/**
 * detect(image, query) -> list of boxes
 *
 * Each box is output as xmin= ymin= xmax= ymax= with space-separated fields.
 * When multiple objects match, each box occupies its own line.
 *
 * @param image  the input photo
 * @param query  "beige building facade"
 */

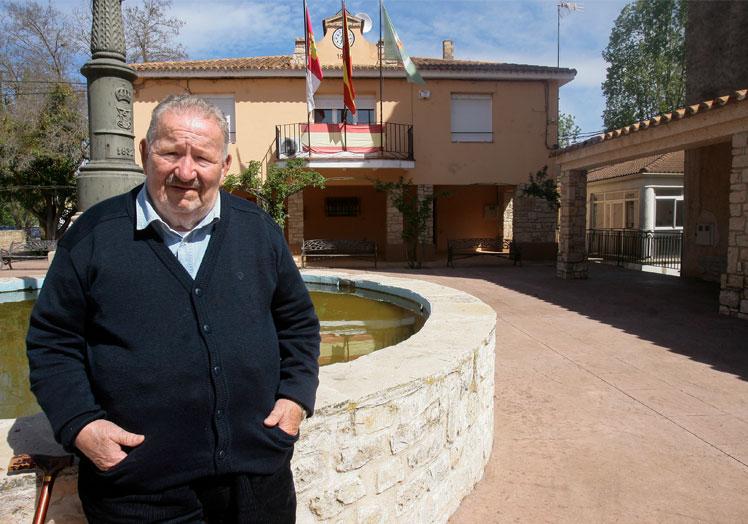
xmin=132 ymin=10 xmax=575 ymax=260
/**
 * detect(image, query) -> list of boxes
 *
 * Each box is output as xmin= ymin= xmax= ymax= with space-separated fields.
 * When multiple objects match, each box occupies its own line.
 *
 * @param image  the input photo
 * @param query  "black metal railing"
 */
xmin=586 ymin=229 xmax=683 ymax=270
xmin=275 ymin=122 xmax=413 ymax=161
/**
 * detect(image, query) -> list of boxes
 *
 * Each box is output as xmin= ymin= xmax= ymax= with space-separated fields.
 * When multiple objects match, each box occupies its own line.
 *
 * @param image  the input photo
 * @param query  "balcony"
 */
xmin=275 ymin=122 xmax=414 ymax=169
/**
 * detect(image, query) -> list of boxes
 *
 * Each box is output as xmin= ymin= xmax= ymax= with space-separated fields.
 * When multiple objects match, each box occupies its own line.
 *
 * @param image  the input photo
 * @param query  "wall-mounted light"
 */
xmin=418 ymin=89 xmax=431 ymax=100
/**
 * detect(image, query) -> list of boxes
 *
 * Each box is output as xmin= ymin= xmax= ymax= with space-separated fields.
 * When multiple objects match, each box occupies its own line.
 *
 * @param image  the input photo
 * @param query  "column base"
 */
xmin=556 ymin=260 xmax=588 ymax=280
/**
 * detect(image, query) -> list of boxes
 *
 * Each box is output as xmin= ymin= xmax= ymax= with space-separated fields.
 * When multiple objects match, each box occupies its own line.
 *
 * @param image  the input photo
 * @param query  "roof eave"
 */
xmin=134 ymin=68 xmax=576 ymax=83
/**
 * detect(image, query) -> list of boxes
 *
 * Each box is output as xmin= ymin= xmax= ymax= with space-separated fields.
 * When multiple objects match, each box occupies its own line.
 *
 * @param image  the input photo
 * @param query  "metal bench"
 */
xmin=447 ymin=238 xmax=521 ymax=268
xmin=301 ymin=239 xmax=377 ymax=269
xmin=1 ymin=240 xmax=57 ymax=270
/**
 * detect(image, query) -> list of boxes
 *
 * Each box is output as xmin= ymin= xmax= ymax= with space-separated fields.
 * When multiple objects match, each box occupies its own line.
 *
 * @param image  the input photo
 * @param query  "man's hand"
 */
xmin=263 ymin=399 xmax=305 ymax=437
xmin=74 ymin=419 xmax=145 ymax=471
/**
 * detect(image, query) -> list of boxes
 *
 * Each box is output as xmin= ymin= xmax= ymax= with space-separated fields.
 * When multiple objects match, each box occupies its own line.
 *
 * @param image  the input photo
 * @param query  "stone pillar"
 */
xmin=77 ymin=0 xmax=144 ymax=211
xmin=286 ymin=191 xmax=304 ymax=252
xmin=719 ymin=132 xmax=748 ymax=318
xmin=386 ymin=191 xmax=403 ymax=245
xmin=557 ymin=169 xmax=588 ymax=279
xmin=641 ymin=186 xmax=656 ymax=231
xmin=417 ymin=184 xmax=434 ymax=244
xmin=501 ymin=187 xmax=514 ymax=241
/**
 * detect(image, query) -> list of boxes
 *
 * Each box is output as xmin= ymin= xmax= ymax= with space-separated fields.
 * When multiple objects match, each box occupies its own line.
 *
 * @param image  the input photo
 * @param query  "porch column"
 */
xmin=720 ymin=131 xmax=748 ymax=318
xmin=417 ymin=184 xmax=434 ymax=244
xmin=501 ymin=187 xmax=514 ymax=241
xmin=641 ymin=186 xmax=656 ymax=231
xmin=557 ymin=169 xmax=588 ymax=279
xmin=386 ymin=191 xmax=404 ymax=246
xmin=286 ymin=191 xmax=304 ymax=252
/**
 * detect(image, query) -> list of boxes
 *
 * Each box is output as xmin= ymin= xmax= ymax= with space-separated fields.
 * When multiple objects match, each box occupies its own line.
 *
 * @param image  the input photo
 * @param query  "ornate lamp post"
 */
xmin=78 ymin=0 xmax=144 ymax=212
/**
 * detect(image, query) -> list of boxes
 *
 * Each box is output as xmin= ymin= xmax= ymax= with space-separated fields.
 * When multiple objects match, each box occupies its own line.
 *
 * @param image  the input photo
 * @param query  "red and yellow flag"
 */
xmin=305 ymin=1 xmax=323 ymax=113
xmin=341 ymin=1 xmax=356 ymax=115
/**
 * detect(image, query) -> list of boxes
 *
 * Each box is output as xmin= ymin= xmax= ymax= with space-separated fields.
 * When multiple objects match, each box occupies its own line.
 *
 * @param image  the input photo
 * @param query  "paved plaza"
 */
xmin=340 ymin=260 xmax=748 ymax=523
xmin=3 ymin=258 xmax=748 ymax=522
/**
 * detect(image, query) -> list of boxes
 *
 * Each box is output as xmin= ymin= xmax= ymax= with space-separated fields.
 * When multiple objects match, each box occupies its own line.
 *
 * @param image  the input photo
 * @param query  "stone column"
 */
xmin=557 ymin=169 xmax=588 ymax=279
xmin=641 ymin=186 xmax=656 ymax=231
xmin=386 ymin=191 xmax=403 ymax=246
xmin=286 ymin=191 xmax=304 ymax=252
xmin=77 ymin=0 xmax=144 ymax=211
xmin=417 ymin=184 xmax=434 ymax=244
xmin=501 ymin=187 xmax=514 ymax=241
xmin=719 ymin=131 xmax=748 ymax=318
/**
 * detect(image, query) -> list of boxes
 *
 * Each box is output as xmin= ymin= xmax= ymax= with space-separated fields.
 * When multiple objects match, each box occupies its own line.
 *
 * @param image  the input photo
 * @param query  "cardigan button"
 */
xmin=203 ymin=324 xmax=211 ymax=333
xmin=217 ymin=449 xmax=226 ymax=460
xmin=194 ymin=287 xmax=202 ymax=296
xmin=216 ymin=409 xmax=224 ymax=418
xmin=213 ymin=366 xmax=221 ymax=375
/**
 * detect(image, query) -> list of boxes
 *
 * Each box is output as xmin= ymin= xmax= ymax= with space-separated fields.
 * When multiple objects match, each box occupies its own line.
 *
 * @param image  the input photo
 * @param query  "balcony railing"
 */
xmin=275 ymin=122 xmax=413 ymax=161
xmin=587 ymin=229 xmax=683 ymax=270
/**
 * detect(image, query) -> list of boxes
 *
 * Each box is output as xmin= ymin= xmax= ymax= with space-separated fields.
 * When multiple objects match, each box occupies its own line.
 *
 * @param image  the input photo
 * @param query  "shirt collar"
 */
xmin=136 ymin=184 xmax=221 ymax=236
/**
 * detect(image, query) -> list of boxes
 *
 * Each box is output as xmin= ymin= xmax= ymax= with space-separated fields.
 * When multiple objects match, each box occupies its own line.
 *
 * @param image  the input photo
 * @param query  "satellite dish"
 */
xmin=356 ymin=12 xmax=373 ymax=33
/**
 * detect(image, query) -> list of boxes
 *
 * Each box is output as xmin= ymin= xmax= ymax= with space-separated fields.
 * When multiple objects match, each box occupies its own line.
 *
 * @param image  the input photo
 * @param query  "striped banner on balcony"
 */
xmin=301 ymin=123 xmax=383 ymax=154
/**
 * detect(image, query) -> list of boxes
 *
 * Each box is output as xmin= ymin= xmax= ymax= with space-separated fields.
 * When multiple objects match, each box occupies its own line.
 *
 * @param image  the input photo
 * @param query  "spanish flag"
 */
xmin=305 ymin=1 xmax=323 ymax=113
xmin=341 ymin=1 xmax=356 ymax=115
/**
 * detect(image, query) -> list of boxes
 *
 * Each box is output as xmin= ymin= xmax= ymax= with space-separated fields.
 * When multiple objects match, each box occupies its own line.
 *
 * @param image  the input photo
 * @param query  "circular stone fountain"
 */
xmin=1 ymin=271 xmax=496 ymax=523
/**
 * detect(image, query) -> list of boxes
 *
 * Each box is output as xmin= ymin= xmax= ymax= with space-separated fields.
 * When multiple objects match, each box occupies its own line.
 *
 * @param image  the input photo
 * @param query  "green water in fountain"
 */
xmin=0 ymin=286 xmax=425 ymax=419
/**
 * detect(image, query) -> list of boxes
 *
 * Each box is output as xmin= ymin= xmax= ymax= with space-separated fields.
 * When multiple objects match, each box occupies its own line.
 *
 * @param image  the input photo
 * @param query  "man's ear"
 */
xmin=139 ymin=139 xmax=148 ymax=166
xmin=221 ymin=154 xmax=233 ymax=182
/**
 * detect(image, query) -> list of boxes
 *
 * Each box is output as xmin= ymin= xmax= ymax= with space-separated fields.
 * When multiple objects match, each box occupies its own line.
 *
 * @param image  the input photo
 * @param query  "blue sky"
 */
xmin=65 ymin=0 xmax=630 ymax=135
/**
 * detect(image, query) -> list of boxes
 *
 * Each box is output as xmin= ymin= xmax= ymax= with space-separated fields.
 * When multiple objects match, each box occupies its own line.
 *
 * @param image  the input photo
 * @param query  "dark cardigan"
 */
xmin=27 ymin=187 xmax=320 ymax=492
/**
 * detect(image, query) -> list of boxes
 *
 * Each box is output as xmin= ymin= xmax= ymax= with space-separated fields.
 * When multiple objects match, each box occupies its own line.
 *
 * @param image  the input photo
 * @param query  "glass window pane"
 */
xmin=612 ymin=202 xmax=624 ymax=228
xmin=656 ymin=199 xmax=675 ymax=227
xmin=675 ymin=200 xmax=684 ymax=227
xmin=314 ymin=109 xmax=335 ymax=123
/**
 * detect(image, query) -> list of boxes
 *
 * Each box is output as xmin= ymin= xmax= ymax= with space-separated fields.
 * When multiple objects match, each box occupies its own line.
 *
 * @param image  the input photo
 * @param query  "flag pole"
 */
xmin=304 ymin=0 xmax=312 ymax=158
xmin=379 ymin=0 xmax=384 ymax=158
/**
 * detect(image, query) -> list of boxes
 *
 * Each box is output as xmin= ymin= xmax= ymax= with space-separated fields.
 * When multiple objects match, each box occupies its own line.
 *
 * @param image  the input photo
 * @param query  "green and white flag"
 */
xmin=382 ymin=2 xmax=425 ymax=85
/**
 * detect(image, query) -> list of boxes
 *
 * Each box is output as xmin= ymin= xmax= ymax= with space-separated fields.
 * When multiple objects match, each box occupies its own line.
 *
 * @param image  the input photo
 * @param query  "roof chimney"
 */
xmin=292 ymin=37 xmax=305 ymax=66
xmin=443 ymin=40 xmax=454 ymax=60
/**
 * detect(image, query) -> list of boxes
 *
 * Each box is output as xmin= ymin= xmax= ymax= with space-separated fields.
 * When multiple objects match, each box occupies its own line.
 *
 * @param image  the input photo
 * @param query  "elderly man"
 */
xmin=27 ymin=95 xmax=320 ymax=523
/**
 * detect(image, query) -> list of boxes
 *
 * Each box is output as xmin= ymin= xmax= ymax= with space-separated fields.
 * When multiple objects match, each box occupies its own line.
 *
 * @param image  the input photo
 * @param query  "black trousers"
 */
xmin=78 ymin=461 xmax=296 ymax=524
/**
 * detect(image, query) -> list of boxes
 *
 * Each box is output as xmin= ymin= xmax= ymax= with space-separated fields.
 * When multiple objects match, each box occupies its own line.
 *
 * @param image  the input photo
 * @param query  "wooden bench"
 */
xmin=301 ymin=239 xmax=377 ymax=269
xmin=1 ymin=240 xmax=57 ymax=270
xmin=447 ymin=238 xmax=521 ymax=268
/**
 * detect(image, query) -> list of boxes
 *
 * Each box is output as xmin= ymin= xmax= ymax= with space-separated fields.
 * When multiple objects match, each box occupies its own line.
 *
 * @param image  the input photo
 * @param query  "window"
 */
xmin=325 ymin=197 xmax=360 ymax=217
xmin=654 ymin=188 xmax=684 ymax=229
xmin=451 ymin=94 xmax=492 ymax=142
xmin=201 ymin=95 xmax=236 ymax=143
xmin=313 ymin=96 xmax=375 ymax=125
xmin=591 ymin=190 xmax=639 ymax=229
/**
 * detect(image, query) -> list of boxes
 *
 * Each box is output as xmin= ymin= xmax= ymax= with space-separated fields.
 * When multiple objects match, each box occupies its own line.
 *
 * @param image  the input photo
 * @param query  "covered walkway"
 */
xmin=343 ymin=261 xmax=748 ymax=522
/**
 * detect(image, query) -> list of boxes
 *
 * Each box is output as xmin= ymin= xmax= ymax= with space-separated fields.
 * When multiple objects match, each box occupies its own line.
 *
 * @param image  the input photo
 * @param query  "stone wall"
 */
xmin=0 ymin=230 xmax=25 ymax=251
xmin=720 ymin=132 xmax=748 ymax=318
xmin=512 ymin=190 xmax=558 ymax=259
xmin=1 ymin=273 xmax=497 ymax=524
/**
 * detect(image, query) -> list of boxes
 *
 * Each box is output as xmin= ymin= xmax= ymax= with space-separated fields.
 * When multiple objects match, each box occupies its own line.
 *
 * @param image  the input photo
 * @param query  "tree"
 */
xmin=601 ymin=0 xmax=686 ymax=130
xmin=0 ymin=1 xmax=83 ymax=238
xmin=123 ymin=0 xmax=187 ymax=63
xmin=223 ymin=159 xmax=326 ymax=228
xmin=373 ymin=177 xmax=435 ymax=269
xmin=73 ymin=0 xmax=187 ymax=63
xmin=558 ymin=112 xmax=581 ymax=148
xmin=522 ymin=166 xmax=559 ymax=209
xmin=0 ymin=84 xmax=84 ymax=239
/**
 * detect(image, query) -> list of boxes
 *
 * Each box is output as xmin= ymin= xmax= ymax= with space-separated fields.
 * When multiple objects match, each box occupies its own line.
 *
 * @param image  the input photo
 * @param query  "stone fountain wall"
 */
xmin=1 ymin=273 xmax=496 ymax=523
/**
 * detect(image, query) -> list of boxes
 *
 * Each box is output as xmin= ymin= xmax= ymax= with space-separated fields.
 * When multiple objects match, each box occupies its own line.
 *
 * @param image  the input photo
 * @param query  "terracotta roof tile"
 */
xmin=556 ymin=89 xmax=748 ymax=155
xmin=586 ymin=151 xmax=684 ymax=182
xmin=131 ymin=55 xmax=575 ymax=76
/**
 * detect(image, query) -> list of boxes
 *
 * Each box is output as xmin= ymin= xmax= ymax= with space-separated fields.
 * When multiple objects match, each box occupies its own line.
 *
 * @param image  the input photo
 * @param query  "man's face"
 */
xmin=140 ymin=110 xmax=231 ymax=231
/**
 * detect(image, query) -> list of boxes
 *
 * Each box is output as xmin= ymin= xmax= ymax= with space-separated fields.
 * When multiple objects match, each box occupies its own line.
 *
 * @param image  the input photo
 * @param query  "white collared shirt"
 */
xmin=135 ymin=186 xmax=221 ymax=279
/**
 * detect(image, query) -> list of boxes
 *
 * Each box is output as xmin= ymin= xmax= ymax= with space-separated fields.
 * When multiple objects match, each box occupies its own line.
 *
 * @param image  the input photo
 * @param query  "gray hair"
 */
xmin=146 ymin=95 xmax=230 ymax=158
